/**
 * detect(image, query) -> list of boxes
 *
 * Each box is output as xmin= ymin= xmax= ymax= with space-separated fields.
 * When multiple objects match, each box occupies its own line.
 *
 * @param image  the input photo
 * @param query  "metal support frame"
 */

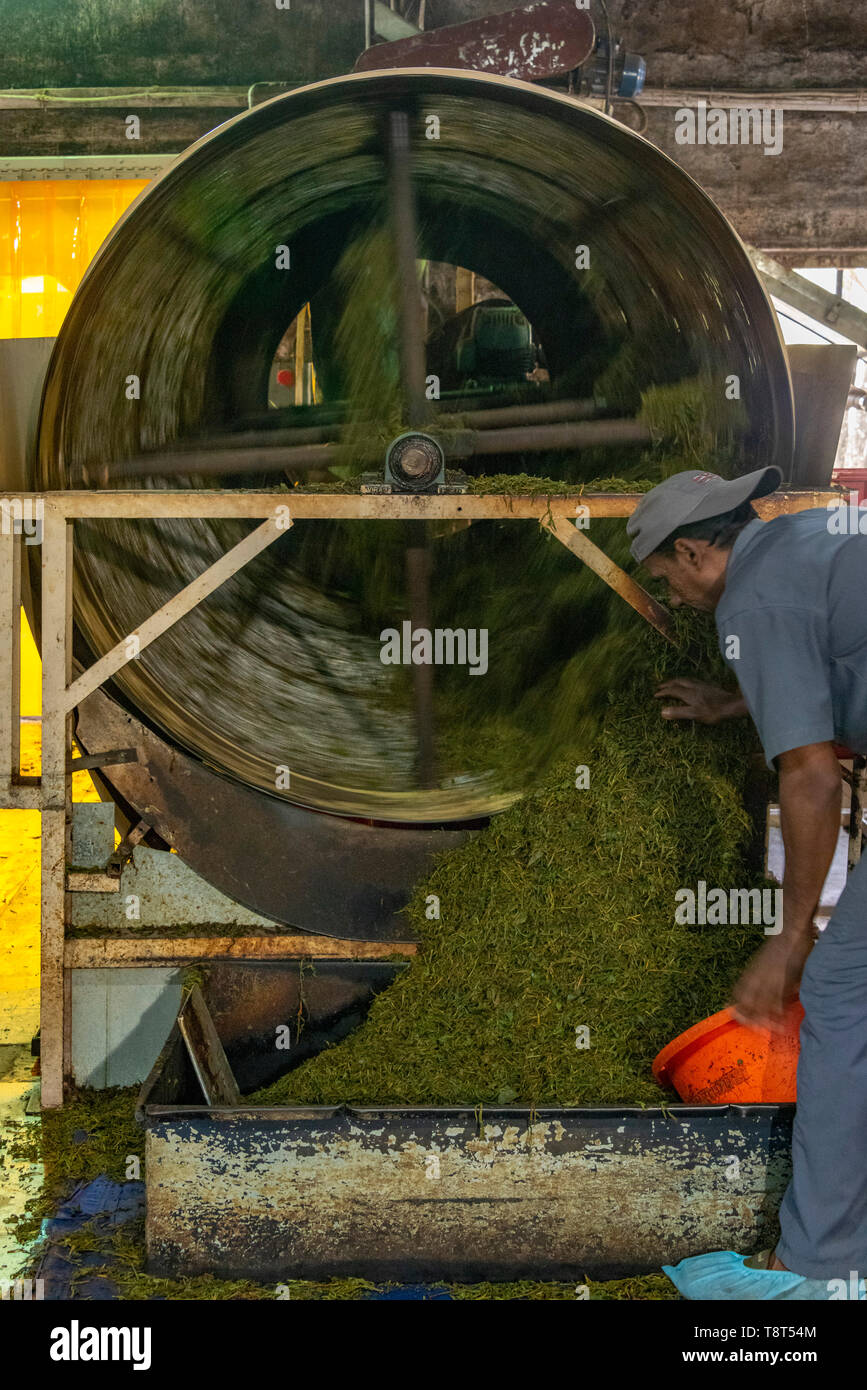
xmin=0 ymin=486 xmax=839 ymax=1106
xmin=847 ymin=755 xmax=867 ymax=873
xmin=543 ymin=515 xmax=674 ymax=640
xmin=0 ymin=523 xmax=22 ymax=797
xmin=748 ymin=246 xmax=867 ymax=352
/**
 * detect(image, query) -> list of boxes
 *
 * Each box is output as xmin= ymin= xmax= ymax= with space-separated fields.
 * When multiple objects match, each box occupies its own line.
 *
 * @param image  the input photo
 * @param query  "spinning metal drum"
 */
xmin=34 ymin=70 xmax=794 ymax=934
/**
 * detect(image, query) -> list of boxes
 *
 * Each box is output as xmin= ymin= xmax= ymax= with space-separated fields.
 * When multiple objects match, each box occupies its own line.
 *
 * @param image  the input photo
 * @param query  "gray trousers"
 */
xmin=776 ymin=850 xmax=867 ymax=1279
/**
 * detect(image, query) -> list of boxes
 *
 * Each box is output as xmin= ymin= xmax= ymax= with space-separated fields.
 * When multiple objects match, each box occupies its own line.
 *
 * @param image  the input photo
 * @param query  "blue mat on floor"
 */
xmin=37 ymin=1175 xmax=145 ymax=1300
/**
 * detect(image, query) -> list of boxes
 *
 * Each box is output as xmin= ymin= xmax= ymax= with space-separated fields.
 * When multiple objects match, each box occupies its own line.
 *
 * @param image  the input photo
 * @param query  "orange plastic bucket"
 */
xmin=652 ymin=1001 xmax=805 ymax=1103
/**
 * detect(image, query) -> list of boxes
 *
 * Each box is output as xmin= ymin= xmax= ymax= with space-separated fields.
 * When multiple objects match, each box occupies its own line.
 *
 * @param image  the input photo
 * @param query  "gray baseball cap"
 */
xmin=627 ymin=466 xmax=782 ymax=563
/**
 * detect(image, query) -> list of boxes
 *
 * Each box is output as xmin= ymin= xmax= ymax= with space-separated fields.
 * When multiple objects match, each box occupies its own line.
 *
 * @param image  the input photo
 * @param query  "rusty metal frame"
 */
xmin=0 ymin=486 xmax=839 ymax=1106
xmin=65 ymin=936 xmax=418 ymax=968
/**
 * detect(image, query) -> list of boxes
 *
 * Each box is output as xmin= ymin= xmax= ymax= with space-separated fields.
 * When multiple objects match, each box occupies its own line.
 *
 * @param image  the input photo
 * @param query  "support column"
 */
xmin=0 ymin=525 xmax=21 ymax=796
xmin=40 ymin=504 xmax=71 ymax=1108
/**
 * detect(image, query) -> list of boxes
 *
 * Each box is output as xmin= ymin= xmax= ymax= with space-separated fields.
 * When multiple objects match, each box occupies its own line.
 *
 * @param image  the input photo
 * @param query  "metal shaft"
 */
xmin=404 ymin=523 xmax=437 ymax=789
xmin=387 ymin=110 xmax=428 ymax=430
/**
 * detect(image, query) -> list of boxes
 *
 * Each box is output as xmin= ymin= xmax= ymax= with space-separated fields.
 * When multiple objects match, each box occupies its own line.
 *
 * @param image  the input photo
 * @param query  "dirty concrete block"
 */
xmin=70 ymin=803 xmax=115 ymax=870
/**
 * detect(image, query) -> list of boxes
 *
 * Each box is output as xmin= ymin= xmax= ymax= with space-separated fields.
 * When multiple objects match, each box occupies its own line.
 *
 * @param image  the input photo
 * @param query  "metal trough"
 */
xmin=139 ymin=1014 xmax=794 ymax=1282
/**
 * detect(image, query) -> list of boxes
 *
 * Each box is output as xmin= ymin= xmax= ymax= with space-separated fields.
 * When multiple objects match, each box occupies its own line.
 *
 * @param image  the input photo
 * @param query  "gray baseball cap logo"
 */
xmin=627 ymin=466 xmax=782 ymax=563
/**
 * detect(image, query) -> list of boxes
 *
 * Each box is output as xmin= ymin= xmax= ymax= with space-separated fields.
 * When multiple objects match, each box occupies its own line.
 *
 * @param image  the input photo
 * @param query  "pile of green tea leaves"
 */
xmin=252 ymin=607 xmax=770 ymax=1108
xmin=5 ymin=1087 xmax=145 ymax=1247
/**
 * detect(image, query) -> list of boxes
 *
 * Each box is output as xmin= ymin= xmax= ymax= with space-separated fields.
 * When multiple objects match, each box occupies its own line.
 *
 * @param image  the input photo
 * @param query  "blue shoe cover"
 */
xmin=662 ymin=1250 xmax=867 ymax=1300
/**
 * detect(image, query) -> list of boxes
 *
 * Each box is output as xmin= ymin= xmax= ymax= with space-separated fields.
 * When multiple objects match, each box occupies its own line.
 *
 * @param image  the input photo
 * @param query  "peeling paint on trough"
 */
xmin=140 ymin=1029 xmax=793 ymax=1281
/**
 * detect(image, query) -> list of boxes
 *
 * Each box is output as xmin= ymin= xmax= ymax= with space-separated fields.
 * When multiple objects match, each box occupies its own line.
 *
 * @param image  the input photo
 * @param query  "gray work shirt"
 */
xmin=715 ymin=508 xmax=867 ymax=766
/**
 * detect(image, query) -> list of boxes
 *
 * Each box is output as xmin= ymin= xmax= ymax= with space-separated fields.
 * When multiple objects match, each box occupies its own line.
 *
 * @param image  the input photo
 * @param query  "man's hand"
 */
xmin=655 ymin=679 xmax=747 ymax=724
xmin=731 ymin=932 xmax=814 ymax=1032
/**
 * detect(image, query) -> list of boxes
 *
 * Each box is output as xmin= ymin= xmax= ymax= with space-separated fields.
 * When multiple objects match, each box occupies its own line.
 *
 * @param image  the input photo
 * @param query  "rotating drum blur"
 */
xmin=36 ymin=70 xmax=794 ymax=828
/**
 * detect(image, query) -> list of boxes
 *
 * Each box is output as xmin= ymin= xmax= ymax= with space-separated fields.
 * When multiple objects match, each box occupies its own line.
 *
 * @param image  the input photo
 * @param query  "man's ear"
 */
xmin=672 ymin=536 xmax=706 ymax=566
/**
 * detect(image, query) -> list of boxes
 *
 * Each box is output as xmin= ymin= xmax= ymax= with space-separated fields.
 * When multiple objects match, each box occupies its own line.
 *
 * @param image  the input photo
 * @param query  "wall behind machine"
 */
xmin=0 ymin=178 xmax=146 ymax=338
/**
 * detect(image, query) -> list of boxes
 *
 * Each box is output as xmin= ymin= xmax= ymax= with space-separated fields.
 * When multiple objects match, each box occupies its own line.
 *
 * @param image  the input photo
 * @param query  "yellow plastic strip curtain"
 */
xmin=0 ymin=179 xmax=147 ymax=338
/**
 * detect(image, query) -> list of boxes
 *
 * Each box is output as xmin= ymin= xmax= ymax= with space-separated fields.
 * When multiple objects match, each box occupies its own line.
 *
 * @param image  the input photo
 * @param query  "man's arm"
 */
xmin=731 ymin=741 xmax=841 ymax=1030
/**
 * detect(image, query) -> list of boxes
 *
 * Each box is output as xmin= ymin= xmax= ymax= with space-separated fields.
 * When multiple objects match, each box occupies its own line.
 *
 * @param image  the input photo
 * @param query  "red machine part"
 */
xmin=832 ymin=467 xmax=867 ymax=503
xmin=354 ymin=0 xmax=595 ymax=81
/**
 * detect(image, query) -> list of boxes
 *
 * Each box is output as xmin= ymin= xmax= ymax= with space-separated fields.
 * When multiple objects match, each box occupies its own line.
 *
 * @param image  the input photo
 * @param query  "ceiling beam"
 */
xmin=637 ymin=87 xmax=867 ymax=114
